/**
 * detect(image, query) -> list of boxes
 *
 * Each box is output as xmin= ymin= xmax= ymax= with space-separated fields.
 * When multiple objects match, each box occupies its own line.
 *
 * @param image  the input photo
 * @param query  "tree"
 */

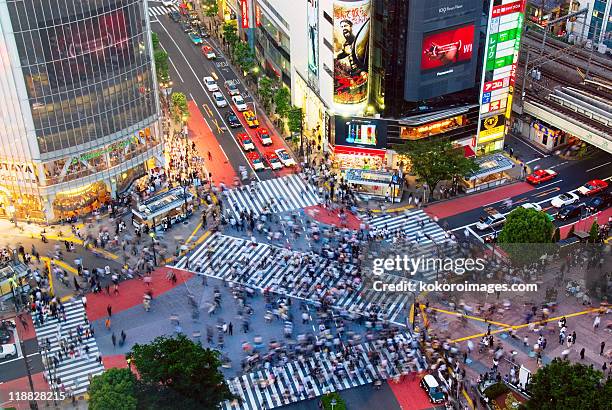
xmin=171 ymin=92 xmax=189 ymax=122
xmin=393 ymin=139 xmax=478 ymax=196
xmin=154 ymin=49 xmax=169 ymax=82
xmin=526 ymin=358 xmax=611 ymax=410
xmin=274 ymin=86 xmax=291 ymax=119
xmin=258 ymin=76 xmax=276 ymax=109
xmin=287 ymin=106 xmax=303 ymax=135
xmin=499 ymin=207 xmax=555 ymax=244
xmin=130 ymin=335 xmax=235 ymax=410
xmin=151 ymin=32 xmax=160 ymax=50
xmin=589 ymin=220 xmax=600 ymax=243
xmin=321 ymin=392 xmax=347 ymax=410
xmin=203 ymin=0 xmax=218 ymax=17
xmin=222 ymin=21 xmax=239 ymax=49
xmin=233 ymin=42 xmax=255 ymax=73
xmin=88 ymin=368 xmax=138 ymax=410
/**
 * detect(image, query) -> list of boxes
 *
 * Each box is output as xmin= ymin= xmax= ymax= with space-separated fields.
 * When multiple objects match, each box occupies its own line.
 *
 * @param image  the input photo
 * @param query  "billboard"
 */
xmin=334 ymin=116 xmax=387 ymax=149
xmin=240 ymin=0 xmax=249 ymax=28
xmin=333 ymin=0 xmax=371 ymax=106
xmin=307 ymin=0 xmax=319 ymax=76
xmin=421 ymin=25 xmax=475 ymax=71
xmin=404 ymin=0 xmax=482 ymax=101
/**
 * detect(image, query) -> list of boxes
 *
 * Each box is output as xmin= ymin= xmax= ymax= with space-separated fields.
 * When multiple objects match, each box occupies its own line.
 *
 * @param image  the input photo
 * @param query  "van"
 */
xmin=421 ymin=374 xmax=446 ymax=404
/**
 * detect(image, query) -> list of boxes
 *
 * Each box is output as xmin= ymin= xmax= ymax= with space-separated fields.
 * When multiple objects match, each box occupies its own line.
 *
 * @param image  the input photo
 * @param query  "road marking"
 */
xmin=549 ymin=161 xmax=568 ymax=169
xmin=156 ymin=20 xmax=260 ymax=181
xmin=510 ymin=137 xmax=548 ymax=156
xmin=525 ymin=158 xmax=541 ymax=165
xmin=536 ymin=180 xmax=563 ymax=190
xmin=185 ymin=222 xmax=202 ymax=245
xmin=534 ymin=187 xmax=560 ymax=198
xmin=587 ymin=161 xmax=611 ymax=172
xmin=466 ymin=226 xmax=484 ymax=242
xmin=1 ymin=352 xmax=40 ymax=365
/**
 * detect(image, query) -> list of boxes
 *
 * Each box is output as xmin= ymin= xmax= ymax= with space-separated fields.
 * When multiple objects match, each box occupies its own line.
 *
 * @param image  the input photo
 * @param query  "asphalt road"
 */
xmin=152 ymin=12 xmax=289 ymax=181
xmin=0 ymin=338 xmax=43 ymax=383
xmin=443 ymin=149 xmax=612 ymax=239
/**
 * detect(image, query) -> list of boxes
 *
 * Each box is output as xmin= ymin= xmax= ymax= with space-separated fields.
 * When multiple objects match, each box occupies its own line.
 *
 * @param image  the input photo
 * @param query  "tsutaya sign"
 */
xmin=0 ymin=160 xmax=37 ymax=183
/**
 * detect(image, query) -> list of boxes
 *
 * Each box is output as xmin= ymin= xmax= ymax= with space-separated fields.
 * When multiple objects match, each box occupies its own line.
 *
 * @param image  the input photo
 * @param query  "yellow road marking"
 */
xmin=185 ymin=222 xmax=202 ymax=245
xmin=194 ymin=229 xmax=211 ymax=246
xmin=430 ymin=307 xmax=512 ymax=328
xmin=463 ymin=389 xmax=474 ymax=409
xmin=534 ymin=187 xmax=560 ymax=198
xmin=450 ymin=307 xmax=600 ymax=343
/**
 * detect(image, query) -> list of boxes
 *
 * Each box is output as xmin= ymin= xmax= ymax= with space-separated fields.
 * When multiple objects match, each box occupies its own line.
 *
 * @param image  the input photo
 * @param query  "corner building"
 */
xmin=244 ymin=0 xmax=525 ymax=191
xmin=0 ymin=0 xmax=161 ymax=222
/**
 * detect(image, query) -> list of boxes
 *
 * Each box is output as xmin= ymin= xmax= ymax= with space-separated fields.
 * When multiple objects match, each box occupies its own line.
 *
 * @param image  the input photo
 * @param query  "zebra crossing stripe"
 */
xmin=148 ymin=5 xmax=178 ymax=18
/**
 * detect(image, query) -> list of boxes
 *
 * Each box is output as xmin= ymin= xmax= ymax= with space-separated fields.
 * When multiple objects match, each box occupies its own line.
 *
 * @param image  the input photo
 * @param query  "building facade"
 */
xmin=249 ymin=0 xmax=526 ymax=175
xmin=0 ymin=0 xmax=162 ymax=222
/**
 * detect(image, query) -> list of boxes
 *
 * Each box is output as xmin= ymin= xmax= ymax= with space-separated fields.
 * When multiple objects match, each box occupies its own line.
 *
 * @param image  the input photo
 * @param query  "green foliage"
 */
xmin=151 ymin=32 xmax=160 ymax=50
xmin=321 ymin=392 xmax=347 ymax=410
xmin=287 ymin=106 xmax=303 ymax=134
xmin=88 ymin=368 xmax=138 ymax=410
xmin=171 ymin=92 xmax=190 ymax=122
xmin=526 ymin=358 xmax=611 ymax=410
xmin=203 ymin=0 xmax=219 ymax=17
xmin=223 ymin=21 xmax=239 ymax=48
xmin=274 ymin=86 xmax=291 ymax=118
xmin=393 ymin=139 xmax=478 ymax=194
xmin=483 ymin=382 xmax=510 ymax=401
xmin=130 ymin=335 xmax=235 ymax=409
xmin=258 ymin=76 xmax=276 ymax=109
xmin=589 ymin=220 xmax=599 ymax=243
xmin=233 ymin=42 xmax=255 ymax=73
xmin=154 ymin=49 xmax=169 ymax=82
xmin=499 ymin=207 xmax=555 ymax=244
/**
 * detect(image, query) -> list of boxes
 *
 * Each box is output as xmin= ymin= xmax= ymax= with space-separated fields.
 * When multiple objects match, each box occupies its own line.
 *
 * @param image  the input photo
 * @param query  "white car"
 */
xmin=550 ymin=192 xmax=579 ymax=208
xmin=475 ymin=213 xmax=506 ymax=231
xmin=275 ymin=148 xmax=296 ymax=166
xmin=203 ymin=76 xmax=218 ymax=92
xmin=212 ymin=92 xmax=227 ymax=107
xmin=0 ymin=343 xmax=16 ymax=359
xmin=521 ymin=202 xmax=543 ymax=212
xmin=232 ymin=95 xmax=247 ymax=111
xmin=225 ymin=81 xmax=240 ymax=96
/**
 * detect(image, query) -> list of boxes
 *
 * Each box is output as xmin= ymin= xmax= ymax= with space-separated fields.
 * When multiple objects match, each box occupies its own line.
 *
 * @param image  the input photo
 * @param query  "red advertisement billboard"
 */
xmin=492 ymin=0 xmax=525 ymax=17
xmin=421 ymin=24 xmax=475 ymax=71
xmin=240 ymin=0 xmax=249 ymax=28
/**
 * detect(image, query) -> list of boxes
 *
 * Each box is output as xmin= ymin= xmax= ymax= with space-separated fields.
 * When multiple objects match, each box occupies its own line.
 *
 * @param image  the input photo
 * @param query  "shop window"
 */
xmin=52 ymin=182 xmax=110 ymax=220
xmin=399 ymin=115 xmax=468 ymax=140
xmin=542 ymin=134 xmax=548 ymax=146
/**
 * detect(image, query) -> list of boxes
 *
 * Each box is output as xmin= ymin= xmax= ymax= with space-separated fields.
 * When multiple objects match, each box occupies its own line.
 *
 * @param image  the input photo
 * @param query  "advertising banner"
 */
xmin=334 ymin=116 xmax=387 ymax=149
xmin=307 ymin=0 xmax=319 ymax=76
xmin=421 ymin=25 xmax=475 ymax=71
xmin=240 ymin=0 xmax=249 ymax=28
xmin=333 ymin=0 xmax=371 ymax=105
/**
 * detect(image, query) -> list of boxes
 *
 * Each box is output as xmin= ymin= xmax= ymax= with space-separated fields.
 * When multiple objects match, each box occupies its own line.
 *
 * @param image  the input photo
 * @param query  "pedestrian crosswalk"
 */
xmin=222 ymin=335 xmax=423 ymax=409
xmin=362 ymin=209 xmax=450 ymax=244
xmin=148 ymin=4 xmax=178 ymax=19
xmin=33 ymin=300 xmax=104 ymax=397
xmin=174 ymin=233 xmax=412 ymax=323
xmin=223 ymin=175 xmax=321 ymax=219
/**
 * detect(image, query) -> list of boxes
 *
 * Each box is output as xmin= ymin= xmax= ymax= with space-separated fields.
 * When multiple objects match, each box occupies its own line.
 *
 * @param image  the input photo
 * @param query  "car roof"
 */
xmin=423 ymin=374 xmax=439 ymax=386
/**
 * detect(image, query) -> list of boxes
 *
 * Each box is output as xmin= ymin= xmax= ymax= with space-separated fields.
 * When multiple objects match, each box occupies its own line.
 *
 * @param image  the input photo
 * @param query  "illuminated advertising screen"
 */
xmin=334 ymin=116 xmax=387 ymax=149
xmin=332 ymin=0 xmax=371 ymax=106
xmin=421 ymin=24 xmax=475 ymax=71
xmin=404 ymin=0 xmax=482 ymax=101
xmin=307 ymin=0 xmax=319 ymax=76
xmin=240 ymin=0 xmax=249 ymax=28
xmin=43 ymin=10 xmax=131 ymax=87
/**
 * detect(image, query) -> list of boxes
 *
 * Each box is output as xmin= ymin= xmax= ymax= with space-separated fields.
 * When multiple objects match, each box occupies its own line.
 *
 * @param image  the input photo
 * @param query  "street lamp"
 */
xmin=149 ymin=232 xmax=157 ymax=266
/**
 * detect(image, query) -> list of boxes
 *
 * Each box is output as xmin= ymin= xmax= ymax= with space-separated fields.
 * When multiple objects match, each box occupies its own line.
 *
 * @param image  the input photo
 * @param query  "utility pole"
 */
xmin=21 ymin=339 xmax=39 ymax=409
xmin=521 ymin=46 xmax=531 ymax=101
xmin=585 ymin=20 xmax=598 ymax=79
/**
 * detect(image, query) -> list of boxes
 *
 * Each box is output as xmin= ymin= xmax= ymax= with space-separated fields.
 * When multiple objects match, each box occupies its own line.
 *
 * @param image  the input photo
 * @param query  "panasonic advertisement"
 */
xmin=404 ymin=0 xmax=483 ymax=101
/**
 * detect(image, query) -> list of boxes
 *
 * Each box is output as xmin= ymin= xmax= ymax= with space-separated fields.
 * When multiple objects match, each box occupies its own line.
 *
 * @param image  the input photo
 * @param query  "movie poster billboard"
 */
xmin=307 ymin=0 xmax=319 ymax=75
xmin=333 ymin=0 xmax=371 ymax=105
xmin=421 ymin=24 xmax=475 ymax=71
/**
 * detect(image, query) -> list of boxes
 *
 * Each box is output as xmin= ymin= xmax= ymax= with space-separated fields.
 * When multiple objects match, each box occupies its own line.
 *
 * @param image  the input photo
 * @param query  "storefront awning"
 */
xmin=332 ymin=144 xmax=386 ymax=158
xmin=466 ymin=153 xmax=515 ymax=181
xmin=463 ymin=145 xmax=476 ymax=158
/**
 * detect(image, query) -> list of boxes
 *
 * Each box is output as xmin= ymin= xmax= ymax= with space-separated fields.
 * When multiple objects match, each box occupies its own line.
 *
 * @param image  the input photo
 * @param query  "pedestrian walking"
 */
xmin=81 ymin=296 xmax=87 ymax=309
xmin=593 ymin=315 xmax=601 ymax=330
xmin=105 ymin=317 xmax=111 ymax=330
xmin=111 ymin=333 xmax=116 ymax=348
xmin=601 ymin=341 xmax=606 ymax=355
xmin=580 ymin=348 xmax=585 ymax=360
xmin=107 ymin=304 xmax=112 ymax=317
xmin=229 ymin=322 xmax=233 ymax=336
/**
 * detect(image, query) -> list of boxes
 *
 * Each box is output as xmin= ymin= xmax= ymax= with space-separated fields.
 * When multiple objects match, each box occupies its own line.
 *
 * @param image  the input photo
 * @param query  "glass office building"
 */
xmin=0 ymin=0 xmax=161 ymax=222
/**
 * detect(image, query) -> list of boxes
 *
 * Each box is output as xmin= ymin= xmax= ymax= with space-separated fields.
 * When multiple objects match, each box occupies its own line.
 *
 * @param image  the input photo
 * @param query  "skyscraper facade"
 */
xmin=0 ymin=0 xmax=161 ymax=222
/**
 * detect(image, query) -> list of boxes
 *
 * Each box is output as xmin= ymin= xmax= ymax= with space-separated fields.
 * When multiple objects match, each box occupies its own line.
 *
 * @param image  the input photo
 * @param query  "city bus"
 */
xmin=131 ymin=187 xmax=194 ymax=230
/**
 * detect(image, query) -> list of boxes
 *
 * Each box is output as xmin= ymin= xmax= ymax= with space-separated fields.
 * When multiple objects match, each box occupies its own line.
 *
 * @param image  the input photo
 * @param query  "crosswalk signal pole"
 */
xmin=20 ymin=339 xmax=39 ymax=409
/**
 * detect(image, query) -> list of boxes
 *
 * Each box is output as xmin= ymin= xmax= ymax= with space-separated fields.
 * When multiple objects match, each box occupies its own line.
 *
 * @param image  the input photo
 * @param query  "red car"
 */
xmin=236 ymin=133 xmax=255 ymax=151
xmin=577 ymin=179 xmax=608 ymax=196
xmin=526 ymin=169 xmax=558 ymax=185
xmin=246 ymin=152 xmax=265 ymax=171
xmin=255 ymin=128 xmax=273 ymax=146
xmin=265 ymin=153 xmax=283 ymax=170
